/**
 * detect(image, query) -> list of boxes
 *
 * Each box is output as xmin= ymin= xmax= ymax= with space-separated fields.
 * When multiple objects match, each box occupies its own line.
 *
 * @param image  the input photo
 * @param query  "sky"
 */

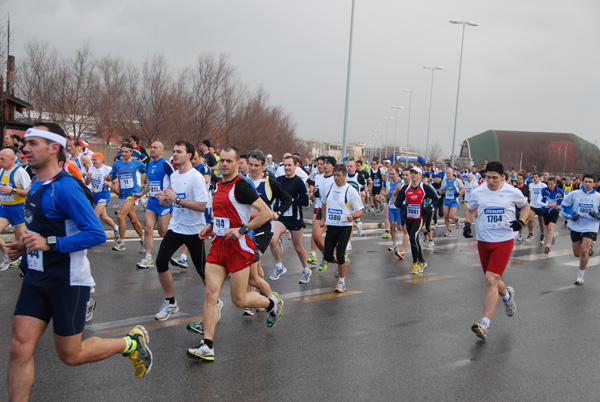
xmin=3 ymin=0 xmax=600 ymax=158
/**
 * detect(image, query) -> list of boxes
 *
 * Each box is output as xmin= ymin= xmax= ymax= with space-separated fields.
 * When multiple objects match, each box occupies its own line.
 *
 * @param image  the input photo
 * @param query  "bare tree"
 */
xmin=578 ymin=144 xmax=600 ymax=174
xmin=523 ymin=141 xmax=549 ymax=172
xmin=427 ymin=142 xmax=444 ymax=164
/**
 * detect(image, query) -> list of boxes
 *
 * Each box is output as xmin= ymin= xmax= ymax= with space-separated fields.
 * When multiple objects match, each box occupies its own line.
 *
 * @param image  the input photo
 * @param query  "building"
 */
xmin=304 ymin=140 xmax=365 ymax=160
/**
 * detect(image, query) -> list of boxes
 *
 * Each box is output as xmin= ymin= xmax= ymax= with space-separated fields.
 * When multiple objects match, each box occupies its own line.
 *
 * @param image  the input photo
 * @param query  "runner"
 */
xmin=395 ymin=166 xmax=438 ymax=274
xmin=312 ymin=156 xmax=336 ymax=271
xmin=268 ymin=155 xmax=311 ymax=283
xmin=369 ymin=157 xmax=385 ymax=216
xmin=187 ymin=147 xmax=283 ymax=361
xmin=527 ymin=173 xmax=547 ymax=243
xmin=307 ymin=156 xmax=325 ymax=264
xmin=152 ymin=141 xmax=209 ymax=320
xmin=391 ymin=168 xmax=411 ymax=259
xmin=386 ymin=166 xmax=404 ymax=252
xmin=561 ymin=174 xmax=600 ymax=285
xmin=463 ymin=161 xmax=529 ymax=341
xmin=84 ymin=153 xmax=119 ymax=242
xmin=134 ymin=141 xmax=174 ymax=269
xmin=105 ymin=143 xmax=146 ymax=252
xmin=345 ymin=159 xmax=366 ymax=250
xmin=514 ymin=173 xmax=530 ymax=241
xmin=440 ymin=167 xmax=464 ymax=236
xmin=540 ymin=176 xmax=564 ymax=254
xmin=319 ymin=163 xmax=364 ymax=292
xmin=67 ymin=139 xmax=92 ymax=175
xmin=0 ymin=148 xmax=31 ymax=270
xmin=8 ymin=124 xmax=152 ymax=402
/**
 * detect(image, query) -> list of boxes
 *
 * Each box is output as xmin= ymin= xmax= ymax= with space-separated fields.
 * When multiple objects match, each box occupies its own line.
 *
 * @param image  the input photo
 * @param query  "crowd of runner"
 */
xmin=3 ymin=124 xmax=600 ymax=400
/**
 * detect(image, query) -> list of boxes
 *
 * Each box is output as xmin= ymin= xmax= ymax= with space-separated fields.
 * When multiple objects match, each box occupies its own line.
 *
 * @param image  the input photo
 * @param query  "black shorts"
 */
xmin=531 ymin=207 xmax=544 ymax=216
xmin=314 ymin=207 xmax=322 ymax=220
xmin=278 ymin=219 xmax=305 ymax=231
xmin=254 ymin=231 xmax=273 ymax=255
xmin=372 ymin=187 xmax=382 ymax=196
xmin=156 ymin=230 xmax=206 ymax=278
xmin=570 ymin=231 xmax=597 ymax=243
xmin=324 ymin=225 xmax=352 ymax=264
xmin=543 ymin=211 xmax=560 ymax=226
xmin=14 ymin=281 xmax=89 ymax=336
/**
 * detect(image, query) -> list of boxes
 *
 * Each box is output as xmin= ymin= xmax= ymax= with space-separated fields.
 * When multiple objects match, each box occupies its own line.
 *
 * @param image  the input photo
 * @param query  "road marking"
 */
xmin=387 ymin=273 xmax=452 ymax=282
xmin=507 ymin=262 xmax=528 ymax=267
xmin=513 ymin=249 xmax=573 ymax=261
xmin=87 ymin=312 xmax=191 ymax=332
xmin=280 ymin=288 xmax=335 ymax=299
xmin=300 ymin=290 xmax=362 ymax=302
xmin=564 ymin=256 xmax=600 ymax=267
xmin=401 ymin=274 xmax=452 ymax=284
xmin=101 ymin=315 xmax=203 ymax=336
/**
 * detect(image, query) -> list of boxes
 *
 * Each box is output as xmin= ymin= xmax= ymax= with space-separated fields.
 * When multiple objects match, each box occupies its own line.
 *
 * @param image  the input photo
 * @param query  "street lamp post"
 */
xmin=382 ymin=116 xmax=393 ymax=162
xmin=449 ymin=19 xmax=478 ymax=167
xmin=390 ymin=106 xmax=404 ymax=164
xmin=341 ymin=0 xmax=356 ymax=158
xmin=403 ymin=89 xmax=414 ymax=167
xmin=423 ymin=66 xmax=444 ymax=163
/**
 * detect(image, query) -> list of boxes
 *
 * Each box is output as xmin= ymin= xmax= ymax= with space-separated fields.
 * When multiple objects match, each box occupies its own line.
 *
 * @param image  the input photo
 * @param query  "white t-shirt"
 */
xmin=323 ymin=182 xmax=364 ymax=227
xmin=468 ymin=182 xmax=528 ymax=243
xmin=88 ymin=165 xmax=112 ymax=194
xmin=529 ymin=182 xmax=547 ymax=208
xmin=0 ymin=166 xmax=32 ymax=203
xmin=317 ymin=174 xmax=335 ymax=209
xmin=464 ymin=180 xmax=479 ymax=202
xmin=168 ymin=169 xmax=209 ymax=235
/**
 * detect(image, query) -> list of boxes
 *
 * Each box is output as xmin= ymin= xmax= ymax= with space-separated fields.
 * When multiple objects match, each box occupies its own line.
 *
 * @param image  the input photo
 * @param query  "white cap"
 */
xmin=267 ymin=154 xmax=273 ymax=158
xmin=410 ymin=166 xmax=423 ymax=174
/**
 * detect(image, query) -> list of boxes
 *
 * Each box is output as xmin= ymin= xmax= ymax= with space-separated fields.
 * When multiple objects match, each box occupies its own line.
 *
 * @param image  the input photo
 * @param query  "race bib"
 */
xmin=173 ymin=193 xmax=187 ymax=215
xmin=213 ymin=217 xmax=230 ymax=236
xmin=283 ymin=205 xmax=293 ymax=217
xmin=533 ymin=188 xmax=541 ymax=195
xmin=407 ymin=204 xmax=420 ymax=218
xmin=91 ymin=178 xmax=103 ymax=193
xmin=373 ymin=178 xmax=381 ymax=187
xmin=27 ymin=248 xmax=43 ymax=272
xmin=119 ymin=173 xmax=134 ymax=190
xmin=326 ymin=208 xmax=343 ymax=225
xmin=579 ymin=203 xmax=594 ymax=214
xmin=148 ymin=180 xmax=160 ymax=197
xmin=484 ymin=208 xmax=504 ymax=229
xmin=0 ymin=193 xmax=13 ymax=202
xmin=446 ymin=191 xmax=455 ymax=200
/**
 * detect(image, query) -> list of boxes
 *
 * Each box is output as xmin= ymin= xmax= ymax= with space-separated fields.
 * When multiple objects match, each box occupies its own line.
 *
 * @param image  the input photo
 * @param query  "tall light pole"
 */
xmin=403 ymin=89 xmax=413 ymax=167
xmin=341 ymin=0 xmax=356 ymax=158
xmin=376 ymin=125 xmax=382 ymax=161
xmin=390 ymin=106 xmax=404 ymax=164
xmin=423 ymin=66 xmax=444 ymax=163
xmin=382 ymin=116 xmax=393 ymax=162
xmin=449 ymin=19 xmax=478 ymax=167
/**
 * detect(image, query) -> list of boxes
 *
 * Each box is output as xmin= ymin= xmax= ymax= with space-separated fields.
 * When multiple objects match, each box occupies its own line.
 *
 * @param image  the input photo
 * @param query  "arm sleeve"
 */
xmin=270 ymin=177 xmax=293 ymax=215
xmin=16 ymin=168 xmax=32 ymax=189
xmin=294 ymin=178 xmax=309 ymax=207
xmin=424 ymin=184 xmax=439 ymax=202
xmin=540 ymin=189 xmax=549 ymax=206
xmin=394 ymin=185 xmax=408 ymax=208
xmin=349 ymin=188 xmax=364 ymax=211
xmin=234 ymin=179 xmax=259 ymax=205
xmin=192 ymin=174 xmax=209 ymax=203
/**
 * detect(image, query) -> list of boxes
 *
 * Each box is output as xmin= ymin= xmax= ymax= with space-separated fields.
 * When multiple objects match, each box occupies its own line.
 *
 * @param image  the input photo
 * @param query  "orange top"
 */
xmin=64 ymin=159 xmax=84 ymax=180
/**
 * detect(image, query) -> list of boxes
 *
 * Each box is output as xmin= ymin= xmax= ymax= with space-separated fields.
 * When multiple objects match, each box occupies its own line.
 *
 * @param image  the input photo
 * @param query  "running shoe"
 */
xmin=266 ymin=292 xmax=283 ymax=327
xmin=427 ymin=241 xmax=435 ymax=249
xmin=85 ymin=297 xmax=96 ymax=323
xmin=278 ymin=237 xmax=284 ymax=256
xmin=113 ymin=229 xmax=120 ymax=242
xmin=186 ymin=320 xmax=204 ymax=335
xmin=544 ymin=246 xmax=550 ymax=254
xmin=90 ymin=286 xmax=96 ymax=295
xmin=382 ymin=231 xmax=391 ymax=239
xmin=269 ymin=265 xmax=287 ymax=280
xmin=444 ymin=231 xmax=452 ymax=237
xmin=187 ymin=341 xmax=214 ymax=361
xmin=344 ymin=250 xmax=349 ymax=264
xmin=471 ymin=319 xmax=489 ymax=341
xmin=124 ymin=325 xmax=153 ymax=378
xmin=335 ymin=281 xmax=346 ymax=293
xmin=411 ymin=262 xmax=419 ymax=275
xmin=170 ymin=257 xmax=188 ymax=268
xmin=575 ymin=274 xmax=584 ymax=286
xmin=516 ymin=234 xmax=525 ymax=242
xmin=395 ymin=249 xmax=405 ymax=260
xmin=525 ymin=233 xmax=534 ymax=242
xmin=357 ymin=221 xmax=363 ymax=236
xmin=318 ymin=259 xmax=329 ymax=272
xmin=552 ymin=232 xmax=558 ymax=245
xmin=218 ymin=298 xmax=224 ymax=319
xmin=136 ymin=256 xmax=155 ymax=269
xmin=589 ymin=243 xmax=594 ymax=257
xmin=504 ymin=286 xmax=516 ymax=317
xmin=112 ymin=241 xmax=126 ymax=252
xmin=243 ymin=308 xmax=255 ymax=316
xmin=455 ymin=219 xmax=461 ymax=229
xmin=299 ymin=269 xmax=312 ymax=284
xmin=0 ymin=255 xmax=12 ymax=271
xmin=8 ymin=257 xmax=21 ymax=269
xmin=155 ymin=300 xmax=179 ymax=321
xmin=433 ymin=223 xmax=438 ymax=230
xmin=388 ymin=242 xmax=398 ymax=252
xmin=307 ymin=254 xmax=318 ymax=265
xmin=346 ymin=241 xmax=352 ymax=251
xmin=418 ymin=261 xmax=427 ymax=273
xmin=539 ymin=234 xmax=545 ymax=244
xmin=139 ymin=238 xmax=146 ymax=253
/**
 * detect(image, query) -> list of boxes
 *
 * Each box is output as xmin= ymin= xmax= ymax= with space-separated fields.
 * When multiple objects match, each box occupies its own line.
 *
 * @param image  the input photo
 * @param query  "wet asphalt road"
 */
xmin=1 ymin=205 xmax=600 ymax=401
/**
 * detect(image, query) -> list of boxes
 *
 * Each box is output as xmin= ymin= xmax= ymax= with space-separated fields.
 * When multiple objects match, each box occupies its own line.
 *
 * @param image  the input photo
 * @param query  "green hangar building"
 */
xmin=459 ymin=130 xmax=600 ymax=174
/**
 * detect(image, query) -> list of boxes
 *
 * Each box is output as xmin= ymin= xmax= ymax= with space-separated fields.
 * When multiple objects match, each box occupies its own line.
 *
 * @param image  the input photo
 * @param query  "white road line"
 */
xmin=513 ymin=249 xmax=574 ymax=261
xmin=564 ymin=256 xmax=600 ymax=267
xmin=86 ymin=313 xmax=190 ymax=331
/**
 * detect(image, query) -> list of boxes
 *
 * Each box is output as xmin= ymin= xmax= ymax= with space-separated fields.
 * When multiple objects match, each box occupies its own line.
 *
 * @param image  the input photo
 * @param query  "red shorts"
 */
xmin=207 ymin=235 xmax=256 ymax=273
xmin=477 ymin=239 xmax=514 ymax=276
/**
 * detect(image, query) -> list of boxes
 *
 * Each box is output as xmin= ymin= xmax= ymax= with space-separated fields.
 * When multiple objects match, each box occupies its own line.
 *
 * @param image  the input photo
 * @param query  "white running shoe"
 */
xmin=139 ymin=238 xmax=146 ymax=254
xmin=335 ymin=281 xmax=346 ymax=293
xmin=575 ymin=274 xmax=584 ymax=286
xmin=242 ymin=308 xmax=255 ymax=316
xmin=346 ymin=241 xmax=352 ymax=251
xmin=136 ymin=256 xmax=155 ymax=269
xmin=0 ymin=255 xmax=12 ymax=271
xmin=444 ymin=231 xmax=452 ymax=237
xmin=504 ymin=286 xmax=516 ymax=317
xmin=455 ymin=219 xmax=461 ymax=229
xmin=357 ymin=221 xmax=363 ymax=236
xmin=218 ymin=298 xmax=224 ymax=320
xmin=388 ymin=242 xmax=398 ymax=252
xmin=154 ymin=300 xmax=179 ymax=321
xmin=299 ymin=269 xmax=311 ymax=284
xmin=112 ymin=241 xmax=126 ymax=252
xmin=427 ymin=241 xmax=435 ymax=248
xmin=269 ymin=266 xmax=287 ymax=281
xmin=85 ymin=297 xmax=96 ymax=323
xmin=187 ymin=341 xmax=214 ymax=361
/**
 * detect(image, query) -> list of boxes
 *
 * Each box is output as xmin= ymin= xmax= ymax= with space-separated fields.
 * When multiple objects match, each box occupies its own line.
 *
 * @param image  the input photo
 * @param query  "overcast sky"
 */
xmin=4 ymin=0 xmax=600 ymax=157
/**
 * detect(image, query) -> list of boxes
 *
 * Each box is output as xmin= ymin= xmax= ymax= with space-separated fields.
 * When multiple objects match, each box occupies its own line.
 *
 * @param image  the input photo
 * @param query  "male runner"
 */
xmin=105 ymin=143 xmax=146 ymax=252
xmin=134 ymin=141 xmax=174 ymax=269
xmin=0 ymin=148 xmax=31 ymax=270
xmin=319 ymin=163 xmax=364 ymax=292
xmin=312 ymin=156 xmax=336 ymax=271
xmin=463 ymin=161 xmax=529 ymax=341
xmin=67 ymin=139 xmax=92 ymax=175
xmin=540 ymin=177 xmax=564 ymax=254
xmin=84 ymin=152 xmax=119 ymax=241
xmin=345 ymin=159 xmax=366 ymax=250
xmin=386 ymin=166 xmax=404 ymax=252
xmin=8 ymin=124 xmax=152 ymax=402
xmin=187 ymin=147 xmax=283 ymax=361
xmin=153 ymin=141 xmax=208 ymax=320
xmin=440 ymin=167 xmax=464 ymax=236
xmin=528 ymin=173 xmax=547 ymax=243
xmin=307 ymin=156 xmax=325 ymax=264
xmin=561 ymin=174 xmax=600 ymax=285
xmin=514 ymin=173 xmax=530 ymax=241
xmin=269 ymin=155 xmax=311 ymax=283
xmin=369 ymin=157 xmax=385 ymax=215
xmin=395 ymin=166 xmax=438 ymax=274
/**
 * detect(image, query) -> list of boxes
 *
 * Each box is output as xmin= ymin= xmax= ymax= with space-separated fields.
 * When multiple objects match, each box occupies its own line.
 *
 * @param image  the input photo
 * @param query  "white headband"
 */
xmin=24 ymin=128 xmax=68 ymax=148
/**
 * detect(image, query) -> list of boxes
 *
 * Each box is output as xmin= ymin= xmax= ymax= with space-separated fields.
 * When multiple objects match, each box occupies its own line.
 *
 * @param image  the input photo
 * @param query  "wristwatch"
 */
xmin=239 ymin=225 xmax=250 ymax=235
xmin=11 ymin=188 xmax=17 ymax=195
xmin=175 ymin=197 xmax=181 ymax=205
xmin=47 ymin=236 xmax=57 ymax=250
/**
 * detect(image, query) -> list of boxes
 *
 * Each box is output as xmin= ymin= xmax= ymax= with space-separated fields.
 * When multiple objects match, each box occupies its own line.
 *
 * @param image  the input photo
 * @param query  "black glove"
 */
xmin=463 ymin=222 xmax=473 ymax=238
xmin=590 ymin=211 xmax=599 ymax=219
xmin=509 ymin=219 xmax=525 ymax=231
xmin=572 ymin=213 xmax=580 ymax=222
